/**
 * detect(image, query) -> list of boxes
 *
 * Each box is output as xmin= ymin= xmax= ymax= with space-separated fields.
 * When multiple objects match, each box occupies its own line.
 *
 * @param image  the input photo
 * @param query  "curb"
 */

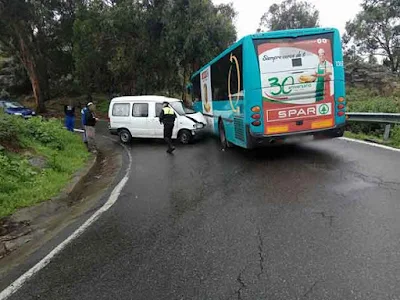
xmin=12 ymin=154 xmax=98 ymax=223
xmin=339 ymin=137 xmax=400 ymax=153
xmin=0 ymin=154 xmax=98 ymax=258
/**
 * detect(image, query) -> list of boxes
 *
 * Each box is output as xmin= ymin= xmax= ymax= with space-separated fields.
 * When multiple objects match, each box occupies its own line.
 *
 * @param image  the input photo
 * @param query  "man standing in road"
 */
xmin=81 ymin=102 xmax=98 ymax=153
xmin=159 ymin=101 xmax=176 ymax=154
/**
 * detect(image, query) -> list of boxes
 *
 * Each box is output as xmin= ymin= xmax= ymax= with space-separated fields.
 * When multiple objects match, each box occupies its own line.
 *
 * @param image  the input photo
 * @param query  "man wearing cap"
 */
xmin=159 ymin=101 xmax=176 ymax=154
xmin=81 ymin=102 xmax=98 ymax=153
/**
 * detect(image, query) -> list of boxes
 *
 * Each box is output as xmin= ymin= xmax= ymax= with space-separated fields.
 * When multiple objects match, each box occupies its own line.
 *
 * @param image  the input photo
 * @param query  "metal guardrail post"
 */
xmin=346 ymin=112 xmax=400 ymax=142
xmin=383 ymin=124 xmax=391 ymax=141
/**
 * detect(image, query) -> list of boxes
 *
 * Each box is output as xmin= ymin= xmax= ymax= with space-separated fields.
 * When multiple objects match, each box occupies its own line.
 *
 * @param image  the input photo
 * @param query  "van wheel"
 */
xmin=178 ymin=130 xmax=192 ymax=145
xmin=119 ymin=129 xmax=132 ymax=144
xmin=219 ymin=121 xmax=232 ymax=149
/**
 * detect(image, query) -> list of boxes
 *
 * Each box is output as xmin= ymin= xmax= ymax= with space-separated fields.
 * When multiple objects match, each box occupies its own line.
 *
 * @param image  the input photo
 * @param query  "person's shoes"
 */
xmin=166 ymin=148 xmax=175 ymax=154
xmin=171 ymin=147 xmax=176 ymax=153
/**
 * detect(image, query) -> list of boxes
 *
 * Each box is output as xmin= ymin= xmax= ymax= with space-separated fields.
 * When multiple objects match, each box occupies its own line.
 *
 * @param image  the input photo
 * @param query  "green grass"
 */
xmin=95 ymin=96 xmax=111 ymax=115
xmin=346 ymin=87 xmax=400 ymax=113
xmin=344 ymin=126 xmax=400 ymax=149
xmin=345 ymin=87 xmax=400 ymax=148
xmin=0 ymin=113 xmax=90 ymax=218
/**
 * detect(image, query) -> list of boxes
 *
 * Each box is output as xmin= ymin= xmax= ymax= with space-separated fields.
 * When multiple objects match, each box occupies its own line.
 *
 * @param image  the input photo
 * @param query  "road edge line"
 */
xmin=0 ymin=141 xmax=132 ymax=300
xmin=339 ymin=137 xmax=400 ymax=153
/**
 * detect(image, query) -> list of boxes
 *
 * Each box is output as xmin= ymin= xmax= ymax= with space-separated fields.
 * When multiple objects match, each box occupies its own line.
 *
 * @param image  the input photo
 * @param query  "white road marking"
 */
xmin=339 ymin=137 xmax=400 ymax=153
xmin=0 ymin=140 xmax=132 ymax=300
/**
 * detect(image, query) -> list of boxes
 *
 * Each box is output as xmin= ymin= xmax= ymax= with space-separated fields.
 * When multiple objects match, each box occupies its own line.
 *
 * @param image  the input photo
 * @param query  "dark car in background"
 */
xmin=0 ymin=100 xmax=36 ymax=118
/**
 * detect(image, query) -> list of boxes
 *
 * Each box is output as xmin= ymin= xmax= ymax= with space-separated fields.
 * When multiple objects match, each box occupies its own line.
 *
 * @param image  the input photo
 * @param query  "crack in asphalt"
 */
xmin=236 ymin=272 xmax=247 ymax=300
xmin=313 ymin=212 xmax=335 ymax=227
xmin=349 ymin=170 xmax=400 ymax=191
xmin=257 ymin=229 xmax=265 ymax=279
xmin=302 ymin=281 xmax=319 ymax=298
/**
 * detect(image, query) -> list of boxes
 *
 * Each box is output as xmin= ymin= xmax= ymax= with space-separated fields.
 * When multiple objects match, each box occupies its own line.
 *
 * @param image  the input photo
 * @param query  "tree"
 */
xmin=164 ymin=0 xmax=236 ymax=99
xmin=344 ymin=0 xmax=400 ymax=72
xmin=258 ymin=0 xmax=319 ymax=32
xmin=0 ymin=0 xmax=79 ymax=111
xmin=72 ymin=0 xmax=236 ymax=99
xmin=73 ymin=0 xmax=114 ymax=98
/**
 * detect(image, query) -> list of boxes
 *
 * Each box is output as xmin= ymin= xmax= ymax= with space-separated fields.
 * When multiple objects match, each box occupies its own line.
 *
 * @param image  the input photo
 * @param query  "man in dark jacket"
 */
xmin=82 ymin=102 xmax=98 ymax=153
xmin=159 ymin=102 xmax=176 ymax=154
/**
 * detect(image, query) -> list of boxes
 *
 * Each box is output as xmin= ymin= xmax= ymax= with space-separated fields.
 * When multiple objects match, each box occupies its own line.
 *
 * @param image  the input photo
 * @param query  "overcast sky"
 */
xmin=212 ymin=0 xmax=363 ymax=39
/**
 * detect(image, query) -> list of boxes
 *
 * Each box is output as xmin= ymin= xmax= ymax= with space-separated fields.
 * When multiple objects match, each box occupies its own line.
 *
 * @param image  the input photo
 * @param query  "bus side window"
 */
xmin=192 ymin=74 xmax=201 ymax=102
xmin=211 ymin=45 xmax=243 ymax=101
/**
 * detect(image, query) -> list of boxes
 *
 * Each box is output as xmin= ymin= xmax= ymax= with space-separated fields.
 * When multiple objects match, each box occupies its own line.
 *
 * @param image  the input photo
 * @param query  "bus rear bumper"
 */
xmin=246 ymin=125 xmax=345 ymax=148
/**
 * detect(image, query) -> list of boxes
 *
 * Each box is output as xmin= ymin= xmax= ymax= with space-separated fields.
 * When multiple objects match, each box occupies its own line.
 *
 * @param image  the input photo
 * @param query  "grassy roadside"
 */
xmin=0 ymin=112 xmax=90 ymax=218
xmin=344 ymin=131 xmax=400 ymax=149
xmin=345 ymin=87 xmax=400 ymax=148
xmin=347 ymin=87 xmax=400 ymax=113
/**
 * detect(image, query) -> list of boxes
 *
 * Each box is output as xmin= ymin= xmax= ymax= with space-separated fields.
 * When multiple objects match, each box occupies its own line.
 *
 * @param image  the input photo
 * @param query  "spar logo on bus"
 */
xmin=267 ymin=103 xmax=332 ymax=122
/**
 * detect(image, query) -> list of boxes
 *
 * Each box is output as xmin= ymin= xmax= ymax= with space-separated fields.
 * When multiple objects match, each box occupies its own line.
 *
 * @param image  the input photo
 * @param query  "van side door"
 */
xmin=153 ymin=102 xmax=165 ymax=138
xmin=131 ymin=102 xmax=151 ymax=137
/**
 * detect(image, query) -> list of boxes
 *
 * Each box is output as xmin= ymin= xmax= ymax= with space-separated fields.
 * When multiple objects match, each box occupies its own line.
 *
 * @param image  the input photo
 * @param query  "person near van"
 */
xmin=64 ymin=102 xmax=75 ymax=132
xmin=82 ymin=102 xmax=98 ymax=153
xmin=81 ymin=105 xmax=89 ymax=146
xmin=159 ymin=101 xmax=176 ymax=154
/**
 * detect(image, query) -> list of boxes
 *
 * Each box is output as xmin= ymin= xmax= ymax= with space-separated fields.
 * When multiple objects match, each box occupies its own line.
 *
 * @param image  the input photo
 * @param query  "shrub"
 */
xmin=0 ymin=112 xmax=21 ymax=146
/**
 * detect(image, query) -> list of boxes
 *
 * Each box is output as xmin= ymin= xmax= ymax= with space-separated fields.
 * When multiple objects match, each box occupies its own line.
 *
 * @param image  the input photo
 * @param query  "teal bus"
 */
xmin=188 ymin=28 xmax=346 ymax=149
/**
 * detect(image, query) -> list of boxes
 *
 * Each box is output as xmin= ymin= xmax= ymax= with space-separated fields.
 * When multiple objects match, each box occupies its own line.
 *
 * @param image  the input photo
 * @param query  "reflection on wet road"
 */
xmin=7 ymin=133 xmax=400 ymax=300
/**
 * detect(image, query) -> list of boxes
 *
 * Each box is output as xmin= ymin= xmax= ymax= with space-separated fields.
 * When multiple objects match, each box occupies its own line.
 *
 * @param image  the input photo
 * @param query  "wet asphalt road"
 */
xmin=4 ymin=127 xmax=400 ymax=299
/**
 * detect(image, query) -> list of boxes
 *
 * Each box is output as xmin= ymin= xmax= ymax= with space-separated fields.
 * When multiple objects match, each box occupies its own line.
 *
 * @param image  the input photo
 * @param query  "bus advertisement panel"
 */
xmin=255 ymin=34 xmax=335 ymax=135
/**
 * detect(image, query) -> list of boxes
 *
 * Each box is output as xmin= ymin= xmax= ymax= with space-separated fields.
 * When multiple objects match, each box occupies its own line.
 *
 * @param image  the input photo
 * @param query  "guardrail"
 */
xmin=346 ymin=112 xmax=400 ymax=141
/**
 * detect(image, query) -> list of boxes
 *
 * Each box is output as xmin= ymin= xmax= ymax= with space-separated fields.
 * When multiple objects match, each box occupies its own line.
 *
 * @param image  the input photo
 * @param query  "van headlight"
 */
xmin=194 ymin=123 xmax=204 ymax=129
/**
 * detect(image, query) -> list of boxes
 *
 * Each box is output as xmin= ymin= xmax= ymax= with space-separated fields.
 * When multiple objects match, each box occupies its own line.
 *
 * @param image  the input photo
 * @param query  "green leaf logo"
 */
xmin=319 ymin=104 xmax=329 ymax=115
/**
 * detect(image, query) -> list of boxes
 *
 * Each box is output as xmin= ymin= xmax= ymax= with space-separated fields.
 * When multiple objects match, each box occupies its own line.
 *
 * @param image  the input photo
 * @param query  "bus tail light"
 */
xmin=251 ymin=106 xmax=261 ymax=113
xmin=338 ymin=97 xmax=345 ymax=103
xmin=338 ymin=104 xmax=345 ymax=110
xmin=252 ymin=121 xmax=261 ymax=126
xmin=337 ymin=111 xmax=345 ymax=117
xmin=252 ymin=114 xmax=261 ymax=120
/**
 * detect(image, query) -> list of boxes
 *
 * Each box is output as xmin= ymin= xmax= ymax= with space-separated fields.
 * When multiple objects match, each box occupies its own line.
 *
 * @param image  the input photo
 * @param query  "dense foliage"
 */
xmin=0 ymin=112 xmax=90 ymax=217
xmin=344 ymin=0 xmax=400 ymax=72
xmin=0 ymin=0 xmax=236 ymax=111
xmin=258 ymin=0 xmax=319 ymax=32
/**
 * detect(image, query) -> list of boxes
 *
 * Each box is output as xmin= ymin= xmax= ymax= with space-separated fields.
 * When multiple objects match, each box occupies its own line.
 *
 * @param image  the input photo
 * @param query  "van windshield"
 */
xmin=170 ymin=102 xmax=195 ymax=115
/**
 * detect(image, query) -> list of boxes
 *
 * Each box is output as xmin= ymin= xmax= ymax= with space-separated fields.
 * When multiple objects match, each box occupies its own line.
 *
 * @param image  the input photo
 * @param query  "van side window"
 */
xmin=155 ymin=103 xmax=163 ymax=117
xmin=112 ymin=103 xmax=130 ymax=116
xmin=132 ymin=103 xmax=148 ymax=117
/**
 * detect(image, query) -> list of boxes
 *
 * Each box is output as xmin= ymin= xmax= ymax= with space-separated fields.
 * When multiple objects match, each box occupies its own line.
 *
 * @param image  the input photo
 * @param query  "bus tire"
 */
xmin=178 ymin=129 xmax=192 ymax=144
xmin=119 ymin=129 xmax=132 ymax=144
xmin=219 ymin=120 xmax=232 ymax=149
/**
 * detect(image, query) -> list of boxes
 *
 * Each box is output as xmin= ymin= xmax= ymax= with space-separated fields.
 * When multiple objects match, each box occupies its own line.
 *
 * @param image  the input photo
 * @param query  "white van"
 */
xmin=108 ymin=96 xmax=207 ymax=144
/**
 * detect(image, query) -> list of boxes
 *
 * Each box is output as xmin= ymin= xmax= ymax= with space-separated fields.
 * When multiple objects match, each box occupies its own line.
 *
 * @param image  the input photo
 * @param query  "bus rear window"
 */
xmin=253 ymin=33 xmax=334 ymax=72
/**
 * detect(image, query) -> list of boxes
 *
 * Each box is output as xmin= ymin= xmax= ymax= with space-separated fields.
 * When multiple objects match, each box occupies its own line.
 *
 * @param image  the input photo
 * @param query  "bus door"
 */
xmin=255 ymin=34 xmax=335 ymax=136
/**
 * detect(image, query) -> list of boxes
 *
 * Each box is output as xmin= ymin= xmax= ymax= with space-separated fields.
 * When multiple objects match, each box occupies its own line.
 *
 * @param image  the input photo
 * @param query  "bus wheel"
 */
xmin=219 ymin=121 xmax=231 ymax=149
xmin=119 ymin=129 xmax=132 ymax=144
xmin=178 ymin=130 xmax=192 ymax=144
